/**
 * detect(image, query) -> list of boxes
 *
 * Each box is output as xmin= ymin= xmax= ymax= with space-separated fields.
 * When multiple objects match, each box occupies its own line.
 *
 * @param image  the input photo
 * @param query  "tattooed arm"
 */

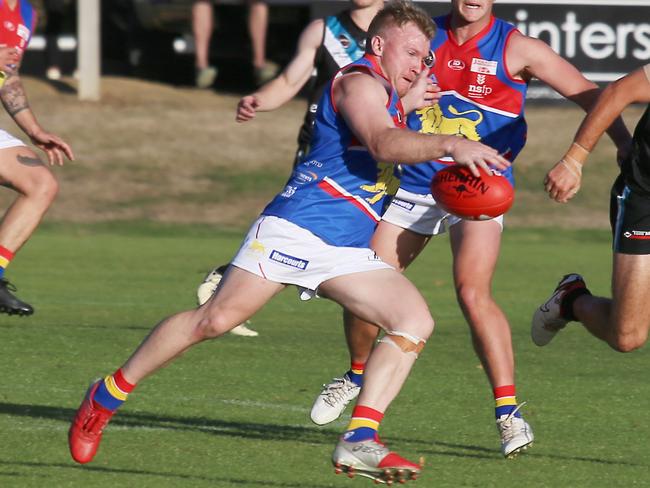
xmin=1 ymin=72 xmax=37 ymax=132
xmin=0 ymin=72 xmax=74 ymax=165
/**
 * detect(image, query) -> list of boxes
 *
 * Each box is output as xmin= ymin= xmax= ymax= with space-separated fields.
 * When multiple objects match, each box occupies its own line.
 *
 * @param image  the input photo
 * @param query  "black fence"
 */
xmin=20 ymin=0 xmax=650 ymax=97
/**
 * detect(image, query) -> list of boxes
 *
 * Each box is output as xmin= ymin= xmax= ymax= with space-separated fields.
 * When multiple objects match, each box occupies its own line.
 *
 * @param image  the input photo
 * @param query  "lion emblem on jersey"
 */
xmin=417 ymin=104 xmax=483 ymax=141
xmin=361 ymin=162 xmax=400 ymax=205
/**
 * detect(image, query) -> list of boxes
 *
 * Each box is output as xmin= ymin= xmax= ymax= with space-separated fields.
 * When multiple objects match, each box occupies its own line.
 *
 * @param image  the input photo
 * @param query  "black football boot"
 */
xmin=0 ymin=278 xmax=34 ymax=316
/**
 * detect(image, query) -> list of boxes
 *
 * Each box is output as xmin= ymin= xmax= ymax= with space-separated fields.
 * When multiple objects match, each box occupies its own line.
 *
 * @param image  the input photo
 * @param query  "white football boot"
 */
xmin=197 ymin=265 xmax=259 ymax=337
xmin=332 ymin=436 xmax=422 ymax=484
xmin=532 ymin=273 xmax=586 ymax=346
xmin=496 ymin=404 xmax=534 ymax=458
xmin=310 ymin=375 xmax=360 ymax=425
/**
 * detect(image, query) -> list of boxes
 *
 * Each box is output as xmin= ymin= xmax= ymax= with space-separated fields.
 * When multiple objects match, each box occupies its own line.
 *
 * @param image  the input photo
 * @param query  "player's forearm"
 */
xmin=573 ymin=83 xmax=631 ymax=155
xmin=1 ymin=73 xmax=29 ymax=116
xmin=252 ymin=73 xmax=305 ymax=112
xmin=12 ymin=108 xmax=42 ymax=138
xmin=368 ymin=128 xmax=456 ymax=164
xmin=570 ymin=85 xmax=631 ymax=151
xmin=0 ymin=74 xmax=40 ymax=136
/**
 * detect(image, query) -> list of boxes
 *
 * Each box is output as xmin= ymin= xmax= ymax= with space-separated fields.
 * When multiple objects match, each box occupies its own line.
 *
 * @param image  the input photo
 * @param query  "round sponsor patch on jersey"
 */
xmin=447 ymin=59 xmax=465 ymax=70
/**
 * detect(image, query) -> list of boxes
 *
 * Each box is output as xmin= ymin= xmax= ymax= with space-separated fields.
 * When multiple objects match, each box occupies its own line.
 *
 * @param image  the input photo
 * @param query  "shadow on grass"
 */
xmin=0 ymin=402 xmax=643 ymax=468
xmin=0 ymin=470 xmax=28 ymax=477
xmin=0 ymin=460 xmax=331 ymax=487
xmin=43 ymin=78 xmax=77 ymax=94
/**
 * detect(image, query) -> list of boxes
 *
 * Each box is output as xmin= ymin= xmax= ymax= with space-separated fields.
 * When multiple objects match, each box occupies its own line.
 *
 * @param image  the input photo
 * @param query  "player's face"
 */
xmin=451 ymin=0 xmax=495 ymax=24
xmin=378 ymin=22 xmax=430 ymax=97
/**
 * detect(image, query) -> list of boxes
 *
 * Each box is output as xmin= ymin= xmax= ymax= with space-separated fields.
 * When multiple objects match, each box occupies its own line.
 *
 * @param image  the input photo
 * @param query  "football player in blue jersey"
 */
xmin=68 ymin=2 xmax=509 ymax=482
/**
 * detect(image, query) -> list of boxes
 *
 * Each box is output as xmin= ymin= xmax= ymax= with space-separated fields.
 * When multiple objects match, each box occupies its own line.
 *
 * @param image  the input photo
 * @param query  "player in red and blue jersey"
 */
xmin=311 ymin=0 xmax=631 ymax=459
xmin=68 ymin=3 xmax=509 ymax=482
xmin=0 ymin=0 xmax=34 ymax=54
xmin=0 ymin=0 xmax=74 ymax=316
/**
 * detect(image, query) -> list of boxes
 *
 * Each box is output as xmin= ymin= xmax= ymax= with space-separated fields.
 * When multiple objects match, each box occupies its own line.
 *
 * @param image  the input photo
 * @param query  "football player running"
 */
xmin=533 ymin=65 xmax=650 ymax=353
xmin=68 ymin=2 xmax=508 ymax=483
xmin=0 ymin=0 xmax=74 ymax=316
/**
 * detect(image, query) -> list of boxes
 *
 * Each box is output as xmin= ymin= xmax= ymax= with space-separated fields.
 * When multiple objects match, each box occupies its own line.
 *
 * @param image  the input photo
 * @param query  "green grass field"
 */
xmin=0 ymin=222 xmax=648 ymax=488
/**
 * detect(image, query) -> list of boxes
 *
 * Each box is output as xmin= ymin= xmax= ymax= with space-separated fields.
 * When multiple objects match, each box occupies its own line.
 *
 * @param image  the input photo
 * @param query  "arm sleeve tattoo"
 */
xmin=0 ymin=73 xmax=29 ymax=117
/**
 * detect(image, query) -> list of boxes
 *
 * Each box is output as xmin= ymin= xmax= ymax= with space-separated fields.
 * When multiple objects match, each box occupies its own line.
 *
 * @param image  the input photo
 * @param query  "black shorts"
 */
xmin=610 ymin=173 xmax=650 ymax=254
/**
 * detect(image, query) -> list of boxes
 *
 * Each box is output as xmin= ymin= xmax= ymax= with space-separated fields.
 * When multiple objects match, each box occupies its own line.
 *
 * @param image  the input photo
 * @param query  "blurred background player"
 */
xmin=196 ymin=0 xmax=385 ymax=336
xmin=192 ymin=0 xmax=278 ymax=89
xmin=533 ymin=65 xmax=650 ymax=353
xmin=0 ymin=0 xmax=74 ymax=315
xmin=248 ymin=0 xmax=278 ymax=86
xmin=236 ymin=0 xmax=385 ymax=163
xmin=309 ymin=0 xmax=631 ymax=459
xmin=42 ymin=0 xmax=72 ymax=80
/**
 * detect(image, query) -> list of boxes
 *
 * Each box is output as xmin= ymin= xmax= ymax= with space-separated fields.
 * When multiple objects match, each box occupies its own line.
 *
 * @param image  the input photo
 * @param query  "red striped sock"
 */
xmin=350 ymin=361 xmax=365 ymax=374
xmin=494 ymin=385 xmax=519 ymax=418
xmin=347 ymin=361 xmax=365 ymax=386
xmin=113 ymin=369 xmax=136 ymax=393
xmin=0 ymin=246 xmax=15 ymax=278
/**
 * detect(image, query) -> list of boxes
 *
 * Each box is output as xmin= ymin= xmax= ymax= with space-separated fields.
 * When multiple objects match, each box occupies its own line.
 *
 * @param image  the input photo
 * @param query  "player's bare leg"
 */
xmin=311 ymin=222 xmax=429 ymax=425
xmin=197 ymin=265 xmax=259 ymax=336
xmin=345 ymin=222 xmax=431 ymax=359
xmin=449 ymin=220 xmax=513 ymax=386
xmin=192 ymin=0 xmax=217 ymax=88
xmin=573 ymin=253 xmax=650 ymax=351
xmin=320 ymin=269 xmax=434 ymax=484
xmin=449 ymin=219 xmax=533 ymax=457
xmin=0 ymin=147 xmax=58 ymax=315
xmin=68 ymin=266 xmax=284 ymax=464
xmin=124 ymin=266 xmax=284 ymax=381
xmin=248 ymin=0 xmax=278 ymax=85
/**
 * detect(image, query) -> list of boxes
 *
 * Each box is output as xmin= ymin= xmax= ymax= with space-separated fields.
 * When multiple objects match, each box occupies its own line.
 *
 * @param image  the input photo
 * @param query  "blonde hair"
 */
xmin=366 ymin=0 xmax=436 ymax=43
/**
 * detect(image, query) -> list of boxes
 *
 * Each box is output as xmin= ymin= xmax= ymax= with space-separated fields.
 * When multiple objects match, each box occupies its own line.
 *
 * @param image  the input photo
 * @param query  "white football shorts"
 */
xmin=0 ymin=129 xmax=25 ymax=150
xmin=382 ymin=188 xmax=503 ymax=236
xmin=231 ymin=215 xmax=393 ymax=300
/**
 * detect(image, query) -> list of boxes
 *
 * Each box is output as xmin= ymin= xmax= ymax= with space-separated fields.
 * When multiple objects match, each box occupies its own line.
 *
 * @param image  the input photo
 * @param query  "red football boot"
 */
xmin=68 ymin=381 xmax=115 ymax=464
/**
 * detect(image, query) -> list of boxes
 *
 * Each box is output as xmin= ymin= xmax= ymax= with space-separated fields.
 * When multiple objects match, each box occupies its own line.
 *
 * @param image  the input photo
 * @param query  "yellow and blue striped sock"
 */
xmin=346 ymin=361 xmax=365 ymax=386
xmin=92 ymin=368 xmax=136 ymax=411
xmin=343 ymin=405 xmax=384 ymax=442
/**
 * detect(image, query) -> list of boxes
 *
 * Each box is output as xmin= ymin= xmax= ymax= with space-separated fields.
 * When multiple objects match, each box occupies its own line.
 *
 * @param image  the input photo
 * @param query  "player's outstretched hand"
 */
xmin=544 ymin=157 xmax=582 ymax=203
xmin=236 ymin=95 xmax=260 ymax=123
xmin=447 ymin=138 xmax=510 ymax=177
xmin=401 ymin=70 xmax=441 ymax=113
xmin=30 ymin=130 xmax=74 ymax=166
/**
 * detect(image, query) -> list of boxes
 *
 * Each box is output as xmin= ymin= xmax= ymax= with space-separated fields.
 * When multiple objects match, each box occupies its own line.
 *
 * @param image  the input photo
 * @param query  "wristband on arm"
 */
xmin=560 ymin=142 xmax=590 ymax=177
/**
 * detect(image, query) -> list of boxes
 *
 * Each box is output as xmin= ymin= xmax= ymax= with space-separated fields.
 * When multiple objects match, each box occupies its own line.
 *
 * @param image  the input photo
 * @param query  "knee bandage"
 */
xmin=379 ymin=331 xmax=426 ymax=357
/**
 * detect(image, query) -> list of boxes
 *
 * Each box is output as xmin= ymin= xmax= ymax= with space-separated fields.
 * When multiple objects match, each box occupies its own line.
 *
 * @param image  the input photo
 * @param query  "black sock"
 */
xmin=561 ymin=287 xmax=592 ymax=321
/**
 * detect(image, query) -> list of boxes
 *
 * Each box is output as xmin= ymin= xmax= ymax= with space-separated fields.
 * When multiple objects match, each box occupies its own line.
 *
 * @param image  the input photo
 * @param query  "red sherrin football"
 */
xmin=430 ymin=166 xmax=514 ymax=220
